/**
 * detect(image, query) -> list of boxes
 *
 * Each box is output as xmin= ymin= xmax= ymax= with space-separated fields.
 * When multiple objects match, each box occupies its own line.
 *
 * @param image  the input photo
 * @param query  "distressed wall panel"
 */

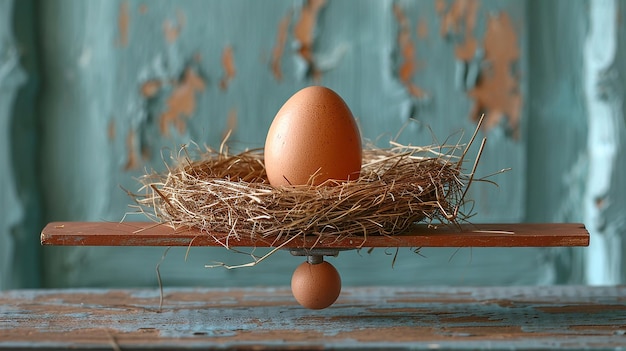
xmin=526 ymin=0 xmax=589 ymax=283
xmin=581 ymin=0 xmax=626 ymax=285
xmin=34 ymin=0 xmax=541 ymax=289
xmin=0 ymin=0 xmax=616 ymax=289
xmin=527 ymin=0 xmax=626 ymax=285
xmin=0 ymin=0 xmax=40 ymax=290
xmin=0 ymin=0 xmax=23 ymax=290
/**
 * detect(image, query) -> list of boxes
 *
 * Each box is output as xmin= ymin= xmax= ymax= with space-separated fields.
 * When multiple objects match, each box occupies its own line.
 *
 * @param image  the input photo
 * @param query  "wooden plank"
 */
xmin=41 ymin=222 xmax=589 ymax=248
xmin=0 ymin=286 xmax=624 ymax=350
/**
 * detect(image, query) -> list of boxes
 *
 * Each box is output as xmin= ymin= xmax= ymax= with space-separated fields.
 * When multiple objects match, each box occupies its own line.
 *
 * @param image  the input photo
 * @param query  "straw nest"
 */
xmin=132 ymin=130 xmax=487 ymax=246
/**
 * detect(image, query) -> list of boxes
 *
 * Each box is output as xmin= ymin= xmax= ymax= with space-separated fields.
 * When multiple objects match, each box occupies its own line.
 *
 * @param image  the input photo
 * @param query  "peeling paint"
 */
xmin=107 ymin=119 xmax=115 ymax=141
xmin=417 ymin=17 xmax=428 ymax=40
xmin=294 ymin=0 xmax=326 ymax=81
xmin=140 ymin=79 xmax=162 ymax=98
xmin=163 ymin=11 xmax=185 ymax=44
xmin=163 ymin=20 xmax=179 ymax=43
xmin=438 ymin=0 xmax=479 ymax=61
xmin=193 ymin=52 xmax=202 ymax=63
xmin=467 ymin=12 xmax=522 ymax=137
xmin=437 ymin=0 xmax=481 ymax=91
xmin=159 ymin=67 xmax=205 ymax=136
xmin=141 ymin=144 xmax=151 ymax=162
xmin=435 ymin=0 xmax=446 ymax=15
xmin=124 ymin=130 xmax=139 ymax=171
xmin=437 ymin=1 xmax=521 ymax=136
xmin=271 ymin=11 xmax=292 ymax=82
xmin=220 ymin=45 xmax=236 ymax=91
xmin=393 ymin=4 xmax=427 ymax=99
xmin=117 ymin=1 xmax=129 ymax=47
xmin=222 ymin=108 xmax=238 ymax=141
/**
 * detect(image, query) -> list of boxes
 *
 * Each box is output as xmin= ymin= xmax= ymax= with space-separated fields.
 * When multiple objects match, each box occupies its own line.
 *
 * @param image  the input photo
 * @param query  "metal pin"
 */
xmin=307 ymin=255 xmax=324 ymax=265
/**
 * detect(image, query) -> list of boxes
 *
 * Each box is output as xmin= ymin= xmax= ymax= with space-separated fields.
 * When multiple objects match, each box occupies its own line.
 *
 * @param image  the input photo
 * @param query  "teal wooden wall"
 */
xmin=0 ymin=0 xmax=624 ymax=290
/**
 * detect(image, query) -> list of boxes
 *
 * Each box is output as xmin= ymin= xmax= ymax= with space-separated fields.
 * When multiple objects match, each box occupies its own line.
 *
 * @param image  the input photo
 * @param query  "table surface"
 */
xmin=1 ymin=286 xmax=625 ymax=350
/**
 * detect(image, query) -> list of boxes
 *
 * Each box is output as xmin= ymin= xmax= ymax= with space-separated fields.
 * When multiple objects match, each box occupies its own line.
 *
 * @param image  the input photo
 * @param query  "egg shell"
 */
xmin=291 ymin=261 xmax=341 ymax=309
xmin=264 ymin=86 xmax=362 ymax=186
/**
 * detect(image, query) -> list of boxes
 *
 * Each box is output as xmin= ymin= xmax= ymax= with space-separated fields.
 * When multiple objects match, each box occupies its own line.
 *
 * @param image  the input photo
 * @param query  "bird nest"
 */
xmin=131 ymin=128 xmax=488 ymax=246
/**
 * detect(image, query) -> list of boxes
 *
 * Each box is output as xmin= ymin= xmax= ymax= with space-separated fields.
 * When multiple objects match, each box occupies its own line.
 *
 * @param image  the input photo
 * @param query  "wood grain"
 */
xmin=41 ymin=222 xmax=589 ymax=249
xmin=1 ymin=286 xmax=624 ymax=350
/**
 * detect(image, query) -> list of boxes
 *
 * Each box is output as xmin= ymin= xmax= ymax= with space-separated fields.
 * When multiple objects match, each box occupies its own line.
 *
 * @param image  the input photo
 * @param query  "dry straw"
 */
xmin=132 ymin=118 xmax=491 ymax=249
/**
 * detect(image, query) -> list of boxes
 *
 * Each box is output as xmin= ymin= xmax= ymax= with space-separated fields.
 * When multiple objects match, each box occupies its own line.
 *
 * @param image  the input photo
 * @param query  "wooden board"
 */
xmin=1 ymin=286 xmax=624 ymax=350
xmin=41 ymin=222 xmax=589 ymax=248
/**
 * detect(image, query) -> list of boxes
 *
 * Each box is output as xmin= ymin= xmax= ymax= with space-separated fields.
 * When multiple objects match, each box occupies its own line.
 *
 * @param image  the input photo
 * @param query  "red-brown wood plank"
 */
xmin=41 ymin=222 xmax=589 ymax=248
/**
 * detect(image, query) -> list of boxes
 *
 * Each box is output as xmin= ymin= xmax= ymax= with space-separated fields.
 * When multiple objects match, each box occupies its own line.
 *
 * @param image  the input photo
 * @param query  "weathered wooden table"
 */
xmin=4 ymin=222 xmax=617 ymax=350
xmin=1 ymin=285 xmax=625 ymax=350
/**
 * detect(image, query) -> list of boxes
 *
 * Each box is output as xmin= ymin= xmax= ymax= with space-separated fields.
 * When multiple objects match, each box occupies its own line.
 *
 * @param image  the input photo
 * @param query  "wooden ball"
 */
xmin=291 ymin=261 xmax=341 ymax=310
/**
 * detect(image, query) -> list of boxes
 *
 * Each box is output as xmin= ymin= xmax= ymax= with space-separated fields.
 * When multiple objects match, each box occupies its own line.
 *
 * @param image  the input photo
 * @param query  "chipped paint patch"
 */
xmin=163 ymin=11 xmax=185 ymax=44
xmin=437 ymin=2 xmax=522 ymax=136
xmin=393 ymin=4 xmax=427 ymax=99
xmin=159 ymin=68 xmax=205 ymax=136
xmin=163 ymin=20 xmax=179 ymax=43
xmin=467 ymin=12 xmax=521 ymax=137
xmin=222 ymin=108 xmax=238 ymax=141
xmin=437 ymin=0 xmax=481 ymax=92
xmin=117 ymin=1 xmax=130 ymax=47
xmin=417 ymin=17 xmax=429 ymax=40
xmin=438 ymin=0 xmax=479 ymax=61
xmin=140 ymin=79 xmax=162 ymax=98
xmin=220 ymin=46 xmax=236 ymax=91
xmin=271 ymin=11 xmax=292 ymax=82
xmin=294 ymin=0 xmax=326 ymax=81
xmin=124 ymin=130 xmax=139 ymax=170
xmin=107 ymin=119 xmax=116 ymax=141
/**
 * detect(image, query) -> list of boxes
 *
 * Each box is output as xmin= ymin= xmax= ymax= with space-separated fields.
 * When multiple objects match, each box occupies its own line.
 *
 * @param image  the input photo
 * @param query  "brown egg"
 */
xmin=264 ymin=86 xmax=362 ymax=186
xmin=291 ymin=261 xmax=341 ymax=309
